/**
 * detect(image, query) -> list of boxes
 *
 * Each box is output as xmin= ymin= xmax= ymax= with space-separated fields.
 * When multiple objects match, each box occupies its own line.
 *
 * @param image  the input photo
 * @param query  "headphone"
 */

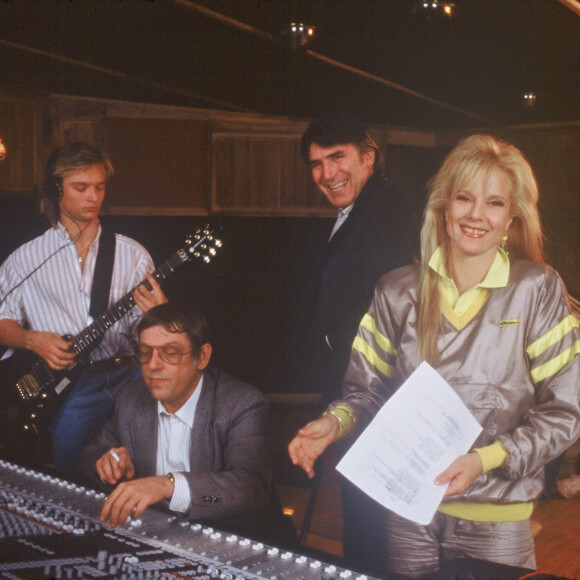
xmin=44 ymin=149 xmax=64 ymax=204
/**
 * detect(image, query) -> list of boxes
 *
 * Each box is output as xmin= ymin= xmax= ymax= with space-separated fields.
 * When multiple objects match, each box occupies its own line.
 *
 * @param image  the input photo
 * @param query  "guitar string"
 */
xmin=71 ymin=232 xmax=211 ymax=355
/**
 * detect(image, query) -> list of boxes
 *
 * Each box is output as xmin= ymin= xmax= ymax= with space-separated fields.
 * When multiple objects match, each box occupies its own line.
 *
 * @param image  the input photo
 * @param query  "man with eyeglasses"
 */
xmin=80 ymin=302 xmax=286 ymax=542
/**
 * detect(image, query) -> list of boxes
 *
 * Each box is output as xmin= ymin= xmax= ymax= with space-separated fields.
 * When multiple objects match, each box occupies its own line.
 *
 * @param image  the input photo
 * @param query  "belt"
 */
xmin=86 ymin=356 xmax=134 ymax=372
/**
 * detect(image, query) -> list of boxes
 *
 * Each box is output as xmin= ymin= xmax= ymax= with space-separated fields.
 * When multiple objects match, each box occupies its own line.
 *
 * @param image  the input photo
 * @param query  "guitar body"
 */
xmin=9 ymin=227 xmax=221 ymax=434
xmin=17 ymin=352 xmax=86 ymax=434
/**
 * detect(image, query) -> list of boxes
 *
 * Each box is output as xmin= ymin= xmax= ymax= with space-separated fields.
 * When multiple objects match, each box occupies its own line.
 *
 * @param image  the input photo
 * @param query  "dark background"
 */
xmin=1 ymin=0 xmax=579 ymax=129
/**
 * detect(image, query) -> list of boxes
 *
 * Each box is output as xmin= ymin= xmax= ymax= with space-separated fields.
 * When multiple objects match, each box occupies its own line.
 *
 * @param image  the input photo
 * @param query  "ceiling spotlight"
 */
xmin=283 ymin=22 xmax=316 ymax=49
xmin=413 ymin=1 xmax=454 ymax=17
xmin=522 ymin=92 xmax=538 ymax=107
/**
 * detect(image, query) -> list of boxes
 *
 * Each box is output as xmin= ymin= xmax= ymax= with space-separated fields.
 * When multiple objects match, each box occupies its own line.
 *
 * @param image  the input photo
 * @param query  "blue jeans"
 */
xmin=50 ymin=359 xmax=141 ymax=476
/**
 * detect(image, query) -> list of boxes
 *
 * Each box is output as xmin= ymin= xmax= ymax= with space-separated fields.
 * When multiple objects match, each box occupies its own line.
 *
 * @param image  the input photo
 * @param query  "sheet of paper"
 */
xmin=336 ymin=361 xmax=482 ymax=525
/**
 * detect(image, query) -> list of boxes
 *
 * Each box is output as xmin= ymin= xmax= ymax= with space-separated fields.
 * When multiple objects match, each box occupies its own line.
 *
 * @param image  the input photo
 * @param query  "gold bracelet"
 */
xmin=321 ymin=409 xmax=345 ymax=439
xmin=321 ymin=405 xmax=356 ymax=440
xmin=27 ymin=331 xmax=35 ymax=352
xmin=333 ymin=404 xmax=357 ymax=427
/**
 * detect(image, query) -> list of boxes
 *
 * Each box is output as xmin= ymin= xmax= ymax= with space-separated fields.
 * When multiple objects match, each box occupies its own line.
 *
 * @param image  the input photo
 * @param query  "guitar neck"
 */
xmin=70 ymin=244 xmax=197 ymax=356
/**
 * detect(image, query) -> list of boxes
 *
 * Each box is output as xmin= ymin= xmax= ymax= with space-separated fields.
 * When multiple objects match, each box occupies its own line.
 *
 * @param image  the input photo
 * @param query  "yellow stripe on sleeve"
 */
xmin=352 ymin=336 xmax=395 ymax=378
xmin=359 ymin=313 xmax=397 ymax=356
xmin=527 ymin=314 xmax=579 ymax=360
xmin=530 ymin=339 xmax=580 ymax=383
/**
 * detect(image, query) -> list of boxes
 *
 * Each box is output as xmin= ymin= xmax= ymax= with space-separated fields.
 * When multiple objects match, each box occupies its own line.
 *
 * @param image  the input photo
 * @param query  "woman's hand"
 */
xmin=435 ymin=452 xmax=483 ymax=497
xmin=288 ymin=414 xmax=339 ymax=478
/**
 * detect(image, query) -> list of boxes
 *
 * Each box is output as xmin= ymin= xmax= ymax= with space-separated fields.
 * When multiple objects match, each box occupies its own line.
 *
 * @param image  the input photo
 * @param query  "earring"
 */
xmin=56 ymin=183 xmax=63 ymax=202
xmin=500 ymin=231 xmax=509 ymax=255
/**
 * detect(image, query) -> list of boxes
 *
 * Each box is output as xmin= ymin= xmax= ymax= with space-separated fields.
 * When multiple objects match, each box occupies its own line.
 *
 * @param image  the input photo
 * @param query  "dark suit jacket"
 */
xmin=314 ymin=171 xmax=419 ymax=400
xmin=80 ymin=366 xmax=277 ymax=538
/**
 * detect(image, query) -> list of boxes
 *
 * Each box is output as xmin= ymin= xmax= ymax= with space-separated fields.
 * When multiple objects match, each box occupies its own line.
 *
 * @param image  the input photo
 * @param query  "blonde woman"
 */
xmin=289 ymin=135 xmax=580 ymax=578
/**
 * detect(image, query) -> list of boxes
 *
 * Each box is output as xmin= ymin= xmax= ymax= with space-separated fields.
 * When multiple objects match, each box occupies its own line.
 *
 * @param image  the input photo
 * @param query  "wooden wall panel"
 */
xmin=519 ymin=133 xmax=580 ymax=211
xmin=279 ymin=139 xmax=325 ymax=209
xmin=0 ymin=99 xmax=38 ymax=195
xmin=102 ymin=117 xmax=210 ymax=215
xmin=212 ymin=134 xmax=330 ymax=215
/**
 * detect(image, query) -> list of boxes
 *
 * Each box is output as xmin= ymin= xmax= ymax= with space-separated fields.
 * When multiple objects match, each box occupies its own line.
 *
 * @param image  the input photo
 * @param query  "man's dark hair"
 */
xmin=43 ymin=142 xmax=114 ymax=225
xmin=137 ymin=303 xmax=210 ymax=354
xmin=300 ymin=112 xmax=383 ymax=172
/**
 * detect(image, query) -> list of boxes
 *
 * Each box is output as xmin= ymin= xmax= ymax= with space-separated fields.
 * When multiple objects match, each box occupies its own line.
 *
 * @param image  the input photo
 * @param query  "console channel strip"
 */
xmin=0 ymin=460 xmax=379 ymax=579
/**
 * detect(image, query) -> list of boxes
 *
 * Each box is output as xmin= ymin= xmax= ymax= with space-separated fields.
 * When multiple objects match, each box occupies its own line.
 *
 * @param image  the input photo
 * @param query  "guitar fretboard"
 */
xmin=70 ymin=236 xmax=210 ymax=355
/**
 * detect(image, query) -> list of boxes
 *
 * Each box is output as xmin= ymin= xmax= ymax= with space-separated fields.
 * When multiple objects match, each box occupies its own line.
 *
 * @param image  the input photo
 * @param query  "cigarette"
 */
xmin=109 ymin=449 xmax=120 ymax=463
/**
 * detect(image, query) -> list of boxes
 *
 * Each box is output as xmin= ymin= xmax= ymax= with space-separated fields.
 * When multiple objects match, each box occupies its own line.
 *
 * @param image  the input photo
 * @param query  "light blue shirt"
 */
xmin=156 ymin=376 xmax=204 ymax=512
xmin=329 ymin=203 xmax=354 ymax=240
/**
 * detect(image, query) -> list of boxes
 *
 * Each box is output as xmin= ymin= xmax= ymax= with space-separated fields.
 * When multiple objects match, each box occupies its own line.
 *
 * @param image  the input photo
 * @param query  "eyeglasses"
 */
xmin=136 ymin=344 xmax=193 ymax=365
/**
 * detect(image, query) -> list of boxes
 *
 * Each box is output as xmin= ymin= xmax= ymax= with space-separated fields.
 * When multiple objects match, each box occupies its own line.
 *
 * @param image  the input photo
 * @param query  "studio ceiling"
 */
xmin=1 ymin=0 xmax=579 ymax=130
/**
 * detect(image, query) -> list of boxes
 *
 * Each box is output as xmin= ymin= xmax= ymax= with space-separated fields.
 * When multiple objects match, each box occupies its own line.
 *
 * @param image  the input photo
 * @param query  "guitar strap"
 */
xmin=89 ymin=225 xmax=116 ymax=321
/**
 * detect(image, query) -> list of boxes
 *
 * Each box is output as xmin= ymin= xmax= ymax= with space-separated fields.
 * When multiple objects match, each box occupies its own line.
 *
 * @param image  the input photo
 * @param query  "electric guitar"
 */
xmin=13 ymin=226 xmax=222 ymax=434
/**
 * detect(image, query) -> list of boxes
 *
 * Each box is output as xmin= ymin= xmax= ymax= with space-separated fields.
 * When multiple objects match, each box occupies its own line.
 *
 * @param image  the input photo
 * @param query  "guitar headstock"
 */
xmin=184 ymin=225 xmax=223 ymax=264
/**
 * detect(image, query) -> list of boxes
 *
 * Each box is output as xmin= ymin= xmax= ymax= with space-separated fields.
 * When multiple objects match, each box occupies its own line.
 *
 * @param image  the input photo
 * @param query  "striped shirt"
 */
xmin=0 ymin=222 xmax=154 ymax=361
xmin=156 ymin=378 xmax=204 ymax=512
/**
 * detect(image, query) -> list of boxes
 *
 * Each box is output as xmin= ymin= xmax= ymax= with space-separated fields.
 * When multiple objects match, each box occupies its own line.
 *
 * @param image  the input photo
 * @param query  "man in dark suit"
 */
xmin=302 ymin=113 xmax=418 ymax=404
xmin=299 ymin=113 xmax=418 ymax=572
xmin=81 ymin=302 xmax=283 ymax=541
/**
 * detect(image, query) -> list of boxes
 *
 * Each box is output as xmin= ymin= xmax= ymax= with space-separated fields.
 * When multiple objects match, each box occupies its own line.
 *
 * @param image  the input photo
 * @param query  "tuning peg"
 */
xmin=193 ymin=252 xmax=212 ymax=264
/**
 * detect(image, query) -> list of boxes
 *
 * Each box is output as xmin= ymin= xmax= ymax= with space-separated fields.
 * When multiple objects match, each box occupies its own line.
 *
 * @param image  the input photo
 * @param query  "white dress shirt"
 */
xmin=329 ymin=203 xmax=354 ymax=240
xmin=156 ymin=377 xmax=203 ymax=512
xmin=0 ymin=222 xmax=154 ymax=361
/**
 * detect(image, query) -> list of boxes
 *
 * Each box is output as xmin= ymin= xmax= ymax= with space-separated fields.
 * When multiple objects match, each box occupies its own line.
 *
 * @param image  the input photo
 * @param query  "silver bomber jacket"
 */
xmin=340 ymin=260 xmax=580 ymax=505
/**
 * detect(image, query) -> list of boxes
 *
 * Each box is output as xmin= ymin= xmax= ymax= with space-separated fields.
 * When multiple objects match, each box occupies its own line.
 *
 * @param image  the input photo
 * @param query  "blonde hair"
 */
xmin=418 ymin=134 xmax=544 ymax=364
xmin=43 ymin=143 xmax=114 ymax=226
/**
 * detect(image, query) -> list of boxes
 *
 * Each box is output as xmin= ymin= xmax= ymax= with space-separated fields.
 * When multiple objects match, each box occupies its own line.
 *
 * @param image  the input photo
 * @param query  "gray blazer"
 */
xmin=80 ymin=366 xmax=275 ymax=535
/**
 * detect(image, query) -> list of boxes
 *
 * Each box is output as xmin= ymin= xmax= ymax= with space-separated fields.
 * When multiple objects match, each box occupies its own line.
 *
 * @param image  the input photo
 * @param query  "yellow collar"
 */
xmin=428 ymin=247 xmax=510 ymax=330
xmin=428 ymin=246 xmax=510 ymax=291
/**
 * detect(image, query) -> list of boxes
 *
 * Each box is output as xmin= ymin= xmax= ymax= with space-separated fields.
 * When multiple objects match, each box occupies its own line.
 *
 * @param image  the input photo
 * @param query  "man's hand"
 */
xmin=99 ymin=475 xmax=175 ymax=528
xmin=133 ymin=274 xmax=168 ymax=313
xmin=96 ymin=447 xmax=135 ymax=485
xmin=434 ymin=452 xmax=483 ymax=497
xmin=29 ymin=331 xmax=76 ymax=370
xmin=288 ymin=415 xmax=339 ymax=478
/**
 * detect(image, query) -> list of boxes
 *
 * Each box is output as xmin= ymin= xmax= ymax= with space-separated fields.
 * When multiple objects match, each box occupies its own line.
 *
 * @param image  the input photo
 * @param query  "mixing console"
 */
xmin=0 ymin=460 xmax=380 ymax=579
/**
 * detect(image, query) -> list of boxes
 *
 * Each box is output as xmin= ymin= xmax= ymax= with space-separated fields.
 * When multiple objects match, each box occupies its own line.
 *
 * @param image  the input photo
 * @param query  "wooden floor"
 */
xmin=277 ymin=449 xmax=580 ymax=580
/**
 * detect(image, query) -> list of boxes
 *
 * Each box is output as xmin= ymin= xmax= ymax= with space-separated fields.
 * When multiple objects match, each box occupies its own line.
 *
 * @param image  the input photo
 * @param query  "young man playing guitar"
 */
xmin=0 ymin=143 xmax=167 ymax=476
